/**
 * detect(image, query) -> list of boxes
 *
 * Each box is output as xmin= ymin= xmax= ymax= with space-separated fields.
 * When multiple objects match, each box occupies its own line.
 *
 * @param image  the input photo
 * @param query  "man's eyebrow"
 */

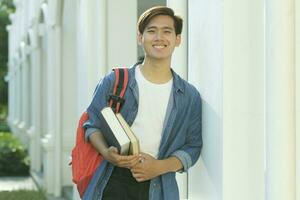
xmin=146 ymin=26 xmax=174 ymax=30
xmin=163 ymin=27 xmax=174 ymax=30
xmin=146 ymin=26 xmax=157 ymax=30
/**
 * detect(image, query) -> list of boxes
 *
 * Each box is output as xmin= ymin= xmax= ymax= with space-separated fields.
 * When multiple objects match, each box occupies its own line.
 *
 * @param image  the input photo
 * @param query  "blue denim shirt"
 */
xmin=83 ymin=64 xmax=202 ymax=200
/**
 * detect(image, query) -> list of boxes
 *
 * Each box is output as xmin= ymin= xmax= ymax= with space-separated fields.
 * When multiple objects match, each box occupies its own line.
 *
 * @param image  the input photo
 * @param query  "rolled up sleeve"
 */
xmin=172 ymin=91 xmax=202 ymax=172
xmin=171 ymin=150 xmax=193 ymax=172
xmin=85 ymin=127 xmax=101 ymax=141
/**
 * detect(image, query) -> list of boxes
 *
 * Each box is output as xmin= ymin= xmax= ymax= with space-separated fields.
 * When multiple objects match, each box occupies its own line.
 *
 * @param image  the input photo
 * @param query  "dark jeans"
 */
xmin=102 ymin=167 xmax=150 ymax=200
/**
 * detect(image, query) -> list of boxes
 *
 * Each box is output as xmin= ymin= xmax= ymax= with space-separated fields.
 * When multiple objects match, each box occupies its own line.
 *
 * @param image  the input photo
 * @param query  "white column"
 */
xmin=22 ymin=43 xmax=31 ymax=132
xmin=40 ymin=2 xmax=56 ymax=196
xmin=33 ymin=40 xmax=42 ymax=173
xmin=297 ymin=0 xmax=300 ymax=198
xmin=6 ymin=26 xmax=13 ymax=125
xmin=94 ymin=0 xmax=108 ymax=78
xmin=7 ymin=60 xmax=14 ymax=125
xmin=19 ymin=44 xmax=27 ymax=131
xmin=23 ymin=42 xmax=34 ymax=167
xmin=28 ymin=25 xmax=41 ymax=173
xmin=41 ymin=29 xmax=56 ymax=193
xmin=166 ymin=2 xmax=188 ymax=199
xmin=13 ymin=57 xmax=19 ymax=126
xmin=107 ymin=0 xmax=137 ymax=71
xmin=189 ymin=0 xmax=265 ymax=199
xmin=32 ymin=22 xmax=44 ymax=175
xmin=77 ymin=0 xmax=104 ymax=112
xmin=188 ymin=0 xmax=224 ymax=199
xmin=39 ymin=22 xmax=48 ymax=142
xmin=12 ymin=67 xmax=17 ymax=124
xmin=25 ymin=56 xmax=31 ymax=129
xmin=18 ymin=6 xmax=28 ymax=134
xmin=7 ymin=66 xmax=13 ymax=125
xmin=13 ymin=59 xmax=18 ymax=125
xmin=53 ymin=24 xmax=62 ymax=197
xmin=16 ymin=57 xmax=22 ymax=126
xmin=265 ymin=0 xmax=296 ymax=199
xmin=223 ymin=0 xmax=265 ymax=199
xmin=60 ymin=0 xmax=77 ymax=184
xmin=41 ymin=1 xmax=63 ymax=195
xmin=46 ymin=0 xmax=63 ymax=196
xmin=13 ymin=58 xmax=19 ymax=125
xmin=76 ymin=0 xmax=109 ymax=113
xmin=11 ymin=14 xmax=18 ymax=126
xmin=167 ymin=0 xmax=188 ymax=80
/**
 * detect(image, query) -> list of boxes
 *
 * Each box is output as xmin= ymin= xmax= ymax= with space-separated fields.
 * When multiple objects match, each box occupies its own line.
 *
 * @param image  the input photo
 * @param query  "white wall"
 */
xmin=188 ymin=0 xmax=223 ymax=199
xmin=107 ymin=0 xmax=137 ymax=71
xmin=223 ymin=0 xmax=265 ymax=199
xmin=295 ymin=1 xmax=300 ymax=200
xmin=297 ymin=0 xmax=300 ymax=198
xmin=265 ymin=0 xmax=296 ymax=199
xmin=188 ymin=0 xmax=265 ymax=199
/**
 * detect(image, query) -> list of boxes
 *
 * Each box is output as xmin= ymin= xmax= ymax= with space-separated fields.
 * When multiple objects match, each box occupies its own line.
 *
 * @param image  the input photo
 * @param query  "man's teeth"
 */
xmin=153 ymin=45 xmax=165 ymax=49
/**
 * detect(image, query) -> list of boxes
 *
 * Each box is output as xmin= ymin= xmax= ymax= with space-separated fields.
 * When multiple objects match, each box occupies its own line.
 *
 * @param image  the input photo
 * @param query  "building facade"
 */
xmin=6 ymin=0 xmax=300 ymax=200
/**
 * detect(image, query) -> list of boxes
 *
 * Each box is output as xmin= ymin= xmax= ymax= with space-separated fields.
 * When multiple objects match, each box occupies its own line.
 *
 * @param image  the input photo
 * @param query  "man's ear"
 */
xmin=137 ymin=32 xmax=143 ymax=45
xmin=175 ymin=34 xmax=181 ymax=47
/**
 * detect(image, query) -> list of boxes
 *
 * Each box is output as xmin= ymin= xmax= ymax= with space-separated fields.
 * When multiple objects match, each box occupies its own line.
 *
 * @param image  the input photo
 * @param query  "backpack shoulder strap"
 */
xmin=108 ymin=68 xmax=129 ymax=113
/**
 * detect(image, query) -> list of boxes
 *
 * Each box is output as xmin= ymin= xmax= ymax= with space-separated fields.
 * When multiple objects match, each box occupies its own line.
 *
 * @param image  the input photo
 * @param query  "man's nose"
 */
xmin=155 ymin=31 xmax=164 ymax=40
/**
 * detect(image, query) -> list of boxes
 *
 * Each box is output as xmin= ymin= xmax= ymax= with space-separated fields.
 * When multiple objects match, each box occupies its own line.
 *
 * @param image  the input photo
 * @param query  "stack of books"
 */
xmin=100 ymin=107 xmax=139 ymax=155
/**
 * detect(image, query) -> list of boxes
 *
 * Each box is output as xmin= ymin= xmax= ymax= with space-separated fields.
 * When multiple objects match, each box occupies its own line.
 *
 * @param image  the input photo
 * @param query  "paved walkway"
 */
xmin=0 ymin=176 xmax=68 ymax=200
xmin=0 ymin=176 xmax=37 ymax=191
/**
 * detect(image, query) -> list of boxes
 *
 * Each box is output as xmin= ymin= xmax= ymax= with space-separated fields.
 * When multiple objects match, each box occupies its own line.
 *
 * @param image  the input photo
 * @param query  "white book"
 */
xmin=100 ymin=107 xmax=130 ymax=155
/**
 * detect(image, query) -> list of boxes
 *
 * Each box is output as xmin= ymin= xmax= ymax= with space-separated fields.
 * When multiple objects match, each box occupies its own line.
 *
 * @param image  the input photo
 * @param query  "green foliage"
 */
xmin=0 ymin=11 xmax=8 ymax=64
xmin=0 ymin=0 xmax=13 ymax=106
xmin=0 ymin=190 xmax=46 ymax=200
xmin=0 ymin=121 xmax=9 ymax=132
xmin=0 ymin=104 xmax=7 ymax=119
xmin=0 ymin=69 xmax=8 ymax=105
xmin=0 ymin=132 xmax=29 ymax=176
xmin=0 ymin=0 xmax=15 ymax=14
xmin=0 ymin=104 xmax=9 ymax=132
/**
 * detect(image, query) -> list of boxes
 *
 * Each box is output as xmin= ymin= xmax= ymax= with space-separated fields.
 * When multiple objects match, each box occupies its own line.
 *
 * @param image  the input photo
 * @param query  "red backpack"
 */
xmin=70 ymin=68 xmax=129 ymax=198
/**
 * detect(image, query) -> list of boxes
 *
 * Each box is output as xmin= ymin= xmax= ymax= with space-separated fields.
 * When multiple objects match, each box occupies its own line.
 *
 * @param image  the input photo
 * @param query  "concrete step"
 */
xmin=0 ymin=176 xmax=38 ymax=191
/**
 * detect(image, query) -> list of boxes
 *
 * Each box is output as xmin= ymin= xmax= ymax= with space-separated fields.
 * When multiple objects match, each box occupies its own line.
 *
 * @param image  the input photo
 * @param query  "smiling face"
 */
xmin=138 ymin=15 xmax=181 ymax=62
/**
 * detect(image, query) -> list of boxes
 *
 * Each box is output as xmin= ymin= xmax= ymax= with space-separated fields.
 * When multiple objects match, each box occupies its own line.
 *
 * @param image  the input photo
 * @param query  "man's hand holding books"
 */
xmin=103 ymin=146 xmax=140 ymax=169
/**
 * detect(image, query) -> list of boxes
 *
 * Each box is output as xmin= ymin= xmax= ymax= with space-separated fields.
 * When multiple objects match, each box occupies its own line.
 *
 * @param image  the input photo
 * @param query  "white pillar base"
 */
xmin=41 ymin=134 xmax=55 ymax=195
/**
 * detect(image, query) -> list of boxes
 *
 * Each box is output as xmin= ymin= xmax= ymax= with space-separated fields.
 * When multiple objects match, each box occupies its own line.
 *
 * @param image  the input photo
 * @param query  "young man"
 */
xmin=83 ymin=6 xmax=202 ymax=200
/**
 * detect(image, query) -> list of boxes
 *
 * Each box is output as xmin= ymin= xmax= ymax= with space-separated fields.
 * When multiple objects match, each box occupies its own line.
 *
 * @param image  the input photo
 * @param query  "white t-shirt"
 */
xmin=131 ymin=66 xmax=173 ymax=158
